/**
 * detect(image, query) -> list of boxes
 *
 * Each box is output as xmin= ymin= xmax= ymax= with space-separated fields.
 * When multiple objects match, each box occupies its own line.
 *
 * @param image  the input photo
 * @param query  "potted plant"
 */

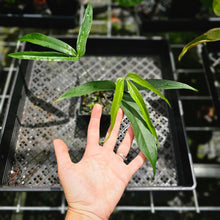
xmin=8 ymin=4 xmax=197 ymax=176
xmin=77 ymin=91 xmax=113 ymax=137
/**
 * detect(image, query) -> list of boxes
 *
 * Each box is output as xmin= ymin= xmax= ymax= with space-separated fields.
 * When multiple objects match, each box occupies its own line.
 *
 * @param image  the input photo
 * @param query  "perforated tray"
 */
xmin=0 ymin=37 xmax=196 ymax=191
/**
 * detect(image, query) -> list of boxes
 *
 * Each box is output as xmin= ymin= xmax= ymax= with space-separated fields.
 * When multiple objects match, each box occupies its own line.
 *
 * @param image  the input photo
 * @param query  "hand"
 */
xmin=53 ymin=104 xmax=146 ymax=220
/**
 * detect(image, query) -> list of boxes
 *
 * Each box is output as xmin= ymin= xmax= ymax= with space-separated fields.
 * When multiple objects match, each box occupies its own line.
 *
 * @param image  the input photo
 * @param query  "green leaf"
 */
xmin=124 ymin=79 xmax=197 ymax=92
xmin=56 ymin=80 xmax=115 ymax=102
xmin=116 ymin=0 xmax=144 ymax=7
xmin=8 ymin=51 xmax=79 ymax=61
xmin=146 ymin=79 xmax=198 ymax=91
xmin=178 ymin=28 xmax=220 ymax=61
xmin=121 ymin=93 xmax=157 ymax=175
xmin=127 ymin=80 xmax=158 ymax=147
xmin=126 ymin=72 xmax=171 ymax=107
xmin=77 ymin=4 xmax=93 ymax=57
xmin=213 ymin=0 xmax=220 ymax=17
xmin=110 ymin=78 xmax=124 ymax=131
xmin=19 ymin=33 xmax=77 ymax=56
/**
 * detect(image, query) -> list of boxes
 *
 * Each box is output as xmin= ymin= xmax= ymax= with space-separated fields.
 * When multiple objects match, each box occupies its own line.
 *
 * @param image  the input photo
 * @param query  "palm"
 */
xmin=54 ymin=104 xmax=146 ymax=219
xmin=63 ymin=148 xmax=129 ymax=218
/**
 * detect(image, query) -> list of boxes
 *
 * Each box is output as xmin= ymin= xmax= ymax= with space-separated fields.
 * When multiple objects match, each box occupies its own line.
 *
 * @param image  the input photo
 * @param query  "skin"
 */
xmin=53 ymin=104 xmax=146 ymax=219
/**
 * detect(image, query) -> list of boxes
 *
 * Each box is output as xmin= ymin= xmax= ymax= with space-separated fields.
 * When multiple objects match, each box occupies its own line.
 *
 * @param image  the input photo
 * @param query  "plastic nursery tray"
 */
xmin=0 ymin=37 xmax=196 ymax=191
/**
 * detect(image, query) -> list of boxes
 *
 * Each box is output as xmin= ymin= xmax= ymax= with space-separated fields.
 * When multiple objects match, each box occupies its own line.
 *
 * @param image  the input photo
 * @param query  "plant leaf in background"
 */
xmin=18 ymin=33 xmax=77 ymax=56
xmin=213 ymin=0 xmax=220 ymax=17
xmin=110 ymin=78 xmax=124 ymax=131
xmin=56 ymin=80 xmax=115 ymax=102
xmin=126 ymin=72 xmax=171 ymax=107
xmin=126 ymin=80 xmax=158 ymax=147
xmin=121 ymin=93 xmax=157 ymax=175
xmin=8 ymin=52 xmax=79 ymax=61
xmin=116 ymin=0 xmax=144 ymax=7
xmin=77 ymin=4 xmax=93 ymax=57
xmin=178 ymin=28 xmax=220 ymax=61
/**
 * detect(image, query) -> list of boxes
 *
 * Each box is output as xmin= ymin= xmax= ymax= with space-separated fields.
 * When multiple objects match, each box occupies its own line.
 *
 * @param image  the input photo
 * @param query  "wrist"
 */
xmin=65 ymin=207 xmax=104 ymax=220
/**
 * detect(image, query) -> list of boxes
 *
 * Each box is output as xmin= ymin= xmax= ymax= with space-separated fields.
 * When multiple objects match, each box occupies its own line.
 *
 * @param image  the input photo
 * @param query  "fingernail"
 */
xmin=95 ymin=103 xmax=102 ymax=110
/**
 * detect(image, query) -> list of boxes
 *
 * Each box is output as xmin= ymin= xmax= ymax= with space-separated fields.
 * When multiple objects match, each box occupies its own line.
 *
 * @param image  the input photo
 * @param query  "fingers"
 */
xmin=104 ymin=108 xmax=124 ymax=150
xmin=53 ymin=139 xmax=72 ymax=170
xmin=126 ymin=151 xmax=146 ymax=178
xmin=116 ymin=125 xmax=134 ymax=161
xmin=87 ymin=104 xmax=102 ymax=146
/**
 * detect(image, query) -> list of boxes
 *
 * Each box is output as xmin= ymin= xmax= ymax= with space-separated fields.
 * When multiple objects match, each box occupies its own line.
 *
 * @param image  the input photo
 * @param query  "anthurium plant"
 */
xmin=8 ymin=4 xmax=197 ymax=174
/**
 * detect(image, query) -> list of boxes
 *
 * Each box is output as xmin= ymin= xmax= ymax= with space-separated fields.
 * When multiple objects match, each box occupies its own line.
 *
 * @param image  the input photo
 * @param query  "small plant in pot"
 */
xmin=78 ymin=91 xmax=113 ymax=137
xmin=8 ymin=4 xmax=197 ymax=175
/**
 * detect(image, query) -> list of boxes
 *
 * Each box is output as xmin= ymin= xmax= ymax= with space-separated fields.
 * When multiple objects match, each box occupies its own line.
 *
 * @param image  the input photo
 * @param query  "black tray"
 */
xmin=0 ymin=37 xmax=196 ymax=191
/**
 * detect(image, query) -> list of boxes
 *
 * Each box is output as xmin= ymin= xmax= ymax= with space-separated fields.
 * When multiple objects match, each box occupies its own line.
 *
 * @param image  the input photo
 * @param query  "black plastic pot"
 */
xmin=77 ymin=92 xmax=112 ymax=138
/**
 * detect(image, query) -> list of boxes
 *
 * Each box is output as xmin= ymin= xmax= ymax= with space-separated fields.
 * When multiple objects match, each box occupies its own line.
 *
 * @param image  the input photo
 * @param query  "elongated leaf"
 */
xmin=116 ymin=0 xmax=144 ymax=7
xmin=124 ymin=79 xmax=197 ymax=91
xmin=126 ymin=72 xmax=171 ymax=107
xmin=179 ymin=28 xmax=220 ymax=61
xmin=77 ymin=4 xmax=93 ymax=57
xmin=8 ymin=51 xmax=79 ymax=61
xmin=127 ymin=80 xmax=158 ymax=147
xmin=213 ymin=0 xmax=220 ymax=17
xmin=56 ymin=80 xmax=115 ymax=102
xmin=146 ymin=79 xmax=198 ymax=91
xmin=110 ymin=78 xmax=124 ymax=131
xmin=19 ymin=33 xmax=77 ymax=56
xmin=121 ymin=93 xmax=157 ymax=175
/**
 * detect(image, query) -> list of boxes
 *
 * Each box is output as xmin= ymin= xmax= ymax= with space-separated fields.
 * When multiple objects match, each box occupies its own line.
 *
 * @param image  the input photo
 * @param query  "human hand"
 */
xmin=53 ymin=104 xmax=146 ymax=220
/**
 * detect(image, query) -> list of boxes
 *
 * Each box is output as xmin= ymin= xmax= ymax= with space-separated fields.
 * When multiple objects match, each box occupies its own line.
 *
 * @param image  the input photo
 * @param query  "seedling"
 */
xmin=8 ymin=4 xmax=197 ymax=175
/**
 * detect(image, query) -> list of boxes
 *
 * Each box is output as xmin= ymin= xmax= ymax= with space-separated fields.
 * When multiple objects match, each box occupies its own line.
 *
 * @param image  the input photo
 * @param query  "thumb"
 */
xmin=53 ymin=139 xmax=72 ymax=170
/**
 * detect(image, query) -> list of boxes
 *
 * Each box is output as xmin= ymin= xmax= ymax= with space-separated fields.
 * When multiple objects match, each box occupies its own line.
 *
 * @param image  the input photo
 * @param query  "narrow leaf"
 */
xmin=110 ymin=78 xmax=124 ymax=131
xmin=77 ymin=4 xmax=93 ymax=57
xmin=8 ymin=51 xmax=79 ymax=61
xmin=121 ymin=93 xmax=157 ymax=175
xmin=56 ymin=80 xmax=115 ymax=102
xmin=178 ymin=28 xmax=220 ymax=61
xmin=126 ymin=72 xmax=171 ymax=107
xmin=146 ymin=79 xmax=198 ymax=91
xmin=124 ymin=79 xmax=197 ymax=91
xmin=19 ymin=33 xmax=77 ymax=56
xmin=213 ymin=0 xmax=220 ymax=17
xmin=127 ymin=80 xmax=158 ymax=147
